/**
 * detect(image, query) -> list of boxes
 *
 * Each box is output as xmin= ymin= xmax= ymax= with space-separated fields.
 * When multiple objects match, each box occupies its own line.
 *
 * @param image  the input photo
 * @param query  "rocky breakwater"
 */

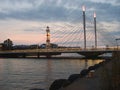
xmin=49 ymin=59 xmax=111 ymax=90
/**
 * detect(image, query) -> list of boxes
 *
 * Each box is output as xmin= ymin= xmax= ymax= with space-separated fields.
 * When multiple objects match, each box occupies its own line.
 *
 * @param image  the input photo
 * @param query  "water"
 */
xmin=0 ymin=58 xmax=103 ymax=90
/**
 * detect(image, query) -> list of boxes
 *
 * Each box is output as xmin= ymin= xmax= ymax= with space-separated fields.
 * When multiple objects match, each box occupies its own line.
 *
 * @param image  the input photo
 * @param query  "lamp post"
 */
xmin=115 ymin=38 xmax=120 ymax=50
xmin=94 ymin=12 xmax=97 ymax=49
xmin=82 ymin=5 xmax=86 ymax=50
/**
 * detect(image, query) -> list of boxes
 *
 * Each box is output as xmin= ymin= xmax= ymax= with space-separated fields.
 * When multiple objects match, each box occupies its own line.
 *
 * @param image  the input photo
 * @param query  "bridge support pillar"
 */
xmin=37 ymin=52 xmax=40 ymax=58
xmin=77 ymin=52 xmax=101 ymax=59
xmin=46 ymin=55 xmax=51 ymax=58
xmin=23 ymin=53 xmax=26 ymax=58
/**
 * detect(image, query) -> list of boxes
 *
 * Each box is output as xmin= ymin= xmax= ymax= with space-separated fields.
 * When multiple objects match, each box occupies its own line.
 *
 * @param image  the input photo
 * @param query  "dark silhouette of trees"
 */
xmin=3 ymin=39 xmax=13 ymax=50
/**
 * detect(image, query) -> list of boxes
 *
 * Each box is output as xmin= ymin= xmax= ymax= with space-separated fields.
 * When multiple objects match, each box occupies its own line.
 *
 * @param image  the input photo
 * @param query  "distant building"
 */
xmin=40 ymin=44 xmax=46 ymax=48
xmin=12 ymin=45 xmax=30 ymax=50
xmin=51 ymin=43 xmax=58 ymax=48
xmin=30 ymin=45 xmax=39 ymax=49
xmin=0 ymin=43 xmax=4 ymax=50
xmin=40 ymin=43 xmax=58 ymax=48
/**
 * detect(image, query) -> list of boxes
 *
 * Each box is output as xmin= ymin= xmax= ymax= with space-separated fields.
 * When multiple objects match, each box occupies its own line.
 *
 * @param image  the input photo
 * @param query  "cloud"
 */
xmin=0 ymin=0 xmax=119 ymax=46
xmin=115 ymin=0 xmax=120 ymax=5
xmin=0 ymin=0 xmax=119 ymax=22
xmin=0 ymin=0 xmax=68 ymax=21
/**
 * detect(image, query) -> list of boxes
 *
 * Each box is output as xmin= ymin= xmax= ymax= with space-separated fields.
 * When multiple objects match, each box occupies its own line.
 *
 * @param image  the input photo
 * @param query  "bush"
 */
xmin=30 ymin=88 xmax=44 ymax=90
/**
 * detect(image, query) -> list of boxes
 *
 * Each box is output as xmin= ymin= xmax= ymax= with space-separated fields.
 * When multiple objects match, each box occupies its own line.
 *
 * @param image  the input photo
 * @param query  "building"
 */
xmin=0 ymin=43 xmax=4 ymax=50
xmin=40 ymin=43 xmax=58 ymax=49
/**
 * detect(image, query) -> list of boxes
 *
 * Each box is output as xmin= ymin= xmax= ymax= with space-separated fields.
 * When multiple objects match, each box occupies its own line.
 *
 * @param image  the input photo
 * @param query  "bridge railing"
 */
xmin=0 ymin=47 xmax=119 ymax=53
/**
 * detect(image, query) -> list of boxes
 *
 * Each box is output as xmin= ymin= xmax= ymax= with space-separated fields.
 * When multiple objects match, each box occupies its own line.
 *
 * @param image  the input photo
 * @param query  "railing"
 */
xmin=0 ymin=47 xmax=119 ymax=53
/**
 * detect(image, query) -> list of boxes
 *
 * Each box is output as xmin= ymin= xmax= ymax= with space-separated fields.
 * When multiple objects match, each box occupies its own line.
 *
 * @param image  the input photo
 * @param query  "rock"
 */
xmin=99 ymin=61 xmax=105 ymax=66
xmin=88 ymin=66 xmax=95 ymax=71
xmin=30 ymin=88 xmax=44 ymax=90
xmin=80 ymin=69 xmax=89 ymax=77
xmin=49 ymin=79 xmax=70 ymax=90
xmin=68 ymin=74 xmax=80 ymax=83
xmin=88 ymin=65 xmax=99 ymax=71
xmin=87 ymin=70 xmax=95 ymax=78
xmin=94 ymin=64 xmax=100 ymax=69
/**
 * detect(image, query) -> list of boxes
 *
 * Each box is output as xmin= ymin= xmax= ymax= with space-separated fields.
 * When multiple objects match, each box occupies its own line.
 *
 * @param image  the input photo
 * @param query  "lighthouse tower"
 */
xmin=46 ymin=26 xmax=50 ymax=48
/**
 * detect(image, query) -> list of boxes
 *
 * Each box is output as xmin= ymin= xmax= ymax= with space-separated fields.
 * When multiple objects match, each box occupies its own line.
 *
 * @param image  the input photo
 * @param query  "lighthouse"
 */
xmin=46 ymin=26 xmax=50 ymax=48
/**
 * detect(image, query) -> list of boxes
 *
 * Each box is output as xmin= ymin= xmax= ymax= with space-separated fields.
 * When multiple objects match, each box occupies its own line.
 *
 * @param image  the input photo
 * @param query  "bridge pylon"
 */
xmin=82 ymin=5 xmax=86 ymax=50
xmin=94 ymin=12 xmax=97 ymax=49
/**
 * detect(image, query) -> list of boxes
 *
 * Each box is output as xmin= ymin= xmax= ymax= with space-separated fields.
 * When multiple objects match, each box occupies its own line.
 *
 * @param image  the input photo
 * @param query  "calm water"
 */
xmin=0 ymin=58 xmax=103 ymax=90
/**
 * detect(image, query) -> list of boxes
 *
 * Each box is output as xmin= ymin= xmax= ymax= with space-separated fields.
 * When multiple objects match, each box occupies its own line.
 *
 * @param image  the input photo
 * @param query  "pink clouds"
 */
xmin=10 ymin=34 xmax=46 ymax=45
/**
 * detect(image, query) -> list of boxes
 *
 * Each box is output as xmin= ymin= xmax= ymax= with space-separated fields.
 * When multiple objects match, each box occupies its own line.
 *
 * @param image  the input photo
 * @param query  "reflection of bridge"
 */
xmin=0 ymin=48 xmax=119 ymax=58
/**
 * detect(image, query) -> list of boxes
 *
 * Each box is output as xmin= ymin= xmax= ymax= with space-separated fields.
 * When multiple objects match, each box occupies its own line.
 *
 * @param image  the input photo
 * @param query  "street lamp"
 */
xmin=82 ymin=5 xmax=86 ymax=50
xmin=115 ymin=38 xmax=120 ymax=50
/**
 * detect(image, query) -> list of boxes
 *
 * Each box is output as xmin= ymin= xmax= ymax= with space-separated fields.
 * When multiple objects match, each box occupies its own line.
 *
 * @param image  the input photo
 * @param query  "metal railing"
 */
xmin=0 ymin=47 xmax=119 ymax=53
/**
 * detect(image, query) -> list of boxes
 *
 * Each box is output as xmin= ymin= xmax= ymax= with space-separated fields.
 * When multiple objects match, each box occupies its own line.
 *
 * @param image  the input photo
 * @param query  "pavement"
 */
xmin=60 ymin=61 xmax=112 ymax=90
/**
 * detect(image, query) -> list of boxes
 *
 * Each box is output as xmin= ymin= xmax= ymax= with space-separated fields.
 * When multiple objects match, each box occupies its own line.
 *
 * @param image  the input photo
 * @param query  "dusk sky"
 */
xmin=0 ymin=0 xmax=120 ymax=47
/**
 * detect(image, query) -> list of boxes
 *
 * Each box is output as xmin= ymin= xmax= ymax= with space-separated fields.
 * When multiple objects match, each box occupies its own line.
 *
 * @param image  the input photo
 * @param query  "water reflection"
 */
xmin=0 ymin=58 xmax=103 ymax=90
xmin=84 ymin=59 xmax=88 ymax=69
xmin=45 ymin=60 xmax=52 ymax=89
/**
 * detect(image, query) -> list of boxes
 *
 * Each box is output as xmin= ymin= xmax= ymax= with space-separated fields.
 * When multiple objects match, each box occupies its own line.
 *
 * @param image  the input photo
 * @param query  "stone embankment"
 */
xmin=49 ymin=51 xmax=120 ymax=90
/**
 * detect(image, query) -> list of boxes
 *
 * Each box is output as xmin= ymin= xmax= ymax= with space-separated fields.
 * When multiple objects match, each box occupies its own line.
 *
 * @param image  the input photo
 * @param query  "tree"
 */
xmin=3 ymin=39 xmax=13 ymax=50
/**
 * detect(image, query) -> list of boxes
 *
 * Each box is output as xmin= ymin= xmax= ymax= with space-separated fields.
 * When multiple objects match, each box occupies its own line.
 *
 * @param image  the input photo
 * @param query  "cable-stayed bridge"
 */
xmin=0 ymin=6 xmax=119 ymax=58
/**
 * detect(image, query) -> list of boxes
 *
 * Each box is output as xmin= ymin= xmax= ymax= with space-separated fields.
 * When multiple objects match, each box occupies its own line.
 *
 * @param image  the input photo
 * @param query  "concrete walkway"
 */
xmin=61 ymin=61 xmax=112 ymax=90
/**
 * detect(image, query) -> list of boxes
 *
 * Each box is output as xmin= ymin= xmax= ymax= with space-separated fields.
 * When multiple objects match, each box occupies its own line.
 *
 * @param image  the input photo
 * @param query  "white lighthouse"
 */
xmin=46 ymin=26 xmax=50 ymax=48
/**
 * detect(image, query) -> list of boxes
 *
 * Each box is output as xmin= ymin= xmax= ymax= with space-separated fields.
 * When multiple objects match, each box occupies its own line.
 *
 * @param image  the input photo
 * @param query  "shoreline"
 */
xmin=0 ymin=56 xmax=111 ymax=60
xmin=60 ymin=61 xmax=111 ymax=90
xmin=49 ymin=51 xmax=120 ymax=90
xmin=58 ymin=51 xmax=120 ymax=90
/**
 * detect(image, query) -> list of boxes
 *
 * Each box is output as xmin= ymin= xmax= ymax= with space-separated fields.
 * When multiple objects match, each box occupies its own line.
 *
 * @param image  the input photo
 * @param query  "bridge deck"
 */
xmin=0 ymin=48 xmax=119 ymax=58
xmin=0 ymin=47 xmax=117 ymax=53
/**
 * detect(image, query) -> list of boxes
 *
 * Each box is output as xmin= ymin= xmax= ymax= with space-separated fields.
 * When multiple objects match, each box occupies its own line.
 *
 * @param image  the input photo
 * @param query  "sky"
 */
xmin=0 ymin=0 xmax=120 ymax=47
